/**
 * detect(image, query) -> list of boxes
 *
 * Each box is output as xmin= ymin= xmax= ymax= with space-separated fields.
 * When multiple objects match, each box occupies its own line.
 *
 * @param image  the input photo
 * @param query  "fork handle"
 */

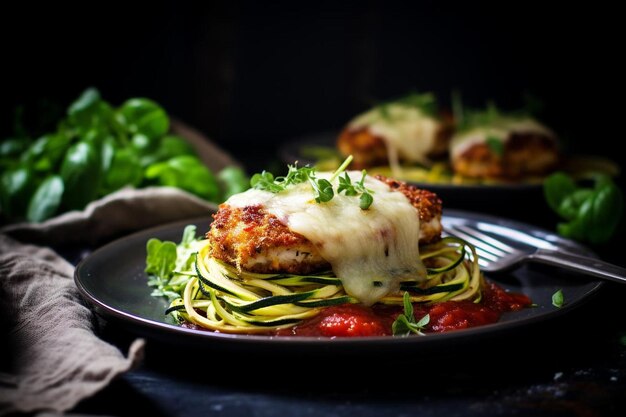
xmin=530 ymin=249 xmax=626 ymax=285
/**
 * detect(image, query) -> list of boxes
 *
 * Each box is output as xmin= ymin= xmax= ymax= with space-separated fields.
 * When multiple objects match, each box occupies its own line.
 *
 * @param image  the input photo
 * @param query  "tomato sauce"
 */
xmin=273 ymin=280 xmax=532 ymax=337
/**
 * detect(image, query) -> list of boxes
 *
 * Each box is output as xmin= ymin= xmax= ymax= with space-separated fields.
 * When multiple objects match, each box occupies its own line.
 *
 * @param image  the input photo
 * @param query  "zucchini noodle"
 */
xmin=165 ymin=236 xmax=484 ymax=334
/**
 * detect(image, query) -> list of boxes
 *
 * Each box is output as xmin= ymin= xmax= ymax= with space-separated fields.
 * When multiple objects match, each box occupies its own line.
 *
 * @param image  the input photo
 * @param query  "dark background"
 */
xmin=2 ymin=0 xmax=624 ymax=175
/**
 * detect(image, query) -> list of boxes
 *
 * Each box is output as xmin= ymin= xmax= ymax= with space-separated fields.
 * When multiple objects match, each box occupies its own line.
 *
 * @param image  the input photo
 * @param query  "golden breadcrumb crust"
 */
xmin=207 ymin=176 xmax=442 ymax=274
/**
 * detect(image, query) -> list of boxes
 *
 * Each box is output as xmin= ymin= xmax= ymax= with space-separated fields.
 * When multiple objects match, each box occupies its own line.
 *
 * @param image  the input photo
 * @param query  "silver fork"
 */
xmin=445 ymin=223 xmax=626 ymax=285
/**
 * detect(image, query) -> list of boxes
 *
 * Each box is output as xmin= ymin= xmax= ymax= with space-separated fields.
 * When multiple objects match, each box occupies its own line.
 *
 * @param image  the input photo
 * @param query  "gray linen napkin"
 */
xmin=0 ymin=186 xmax=218 ymax=415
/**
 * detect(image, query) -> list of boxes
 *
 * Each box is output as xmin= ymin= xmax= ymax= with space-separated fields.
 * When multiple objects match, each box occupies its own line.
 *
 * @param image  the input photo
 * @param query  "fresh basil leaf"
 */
xmin=218 ymin=166 xmax=250 ymax=200
xmin=23 ymin=133 xmax=69 ymax=173
xmin=117 ymin=98 xmax=169 ymax=140
xmin=81 ymin=127 xmax=111 ymax=149
xmin=100 ymin=136 xmax=116 ymax=174
xmin=145 ymin=155 xmax=220 ymax=201
xmin=145 ymin=229 xmax=200 ymax=302
xmin=68 ymin=87 xmax=101 ymax=117
xmin=159 ymin=135 xmax=195 ymax=158
xmin=101 ymin=147 xmax=143 ymax=194
xmin=559 ymin=196 xmax=594 ymax=241
xmin=587 ymin=183 xmax=624 ymax=245
xmin=552 ymin=289 xmax=564 ymax=308
xmin=68 ymin=88 xmax=114 ymax=134
xmin=26 ymin=175 xmax=64 ymax=222
xmin=547 ymin=172 xmax=623 ymax=245
xmin=60 ymin=141 xmax=102 ymax=210
xmin=1 ymin=89 xmax=225 ymax=224
xmin=0 ymin=167 xmax=36 ymax=220
xmin=145 ymin=238 xmax=177 ymax=279
xmin=557 ymin=189 xmax=593 ymax=221
xmin=131 ymin=133 xmax=159 ymax=161
xmin=544 ymin=172 xmax=577 ymax=215
xmin=140 ymin=135 xmax=195 ymax=167
xmin=0 ymin=138 xmax=31 ymax=158
xmin=22 ymin=135 xmax=49 ymax=164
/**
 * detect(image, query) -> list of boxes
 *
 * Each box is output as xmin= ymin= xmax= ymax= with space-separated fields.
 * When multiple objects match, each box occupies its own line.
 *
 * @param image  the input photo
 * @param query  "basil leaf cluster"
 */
xmin=1 ymin=88 xmax=249 ymax=223
xmin=543 ymin=172 xmax=624 ymax=245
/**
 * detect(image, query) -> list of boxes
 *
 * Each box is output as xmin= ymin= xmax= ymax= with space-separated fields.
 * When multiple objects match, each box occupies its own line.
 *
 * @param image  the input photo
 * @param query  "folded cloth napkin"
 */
xmin=0 ymin=186 xmax=218 ymax=415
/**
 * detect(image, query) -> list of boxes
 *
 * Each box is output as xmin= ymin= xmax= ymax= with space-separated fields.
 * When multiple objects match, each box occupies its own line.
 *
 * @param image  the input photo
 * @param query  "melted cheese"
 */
xmin=226 ymin=172 xmax=427 ymax=305
xmin=450 ymin=117 xmax=556 ymax=160
xmin=349 ymin=104 xmax=441 ymax=169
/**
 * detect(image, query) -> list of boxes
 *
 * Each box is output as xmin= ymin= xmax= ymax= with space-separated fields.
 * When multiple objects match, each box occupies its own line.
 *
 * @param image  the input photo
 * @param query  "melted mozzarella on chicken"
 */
xmin=225 ymin=171 xmax=427 ymax=305
xmin=450 ymin=117 xmax=556 ymax=161
xmin=349 ymin=104 xmax=441 ymax=167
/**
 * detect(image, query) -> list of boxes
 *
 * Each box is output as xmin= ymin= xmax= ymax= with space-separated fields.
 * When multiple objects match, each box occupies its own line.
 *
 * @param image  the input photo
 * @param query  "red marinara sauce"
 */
xmin=273 ymin=280 xmax=532 ymax=337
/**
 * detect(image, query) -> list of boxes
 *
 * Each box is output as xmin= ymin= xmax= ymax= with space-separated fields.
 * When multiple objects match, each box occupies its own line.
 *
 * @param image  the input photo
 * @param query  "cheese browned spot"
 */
xmin=207 ymin=172 xmax=442 ymax=305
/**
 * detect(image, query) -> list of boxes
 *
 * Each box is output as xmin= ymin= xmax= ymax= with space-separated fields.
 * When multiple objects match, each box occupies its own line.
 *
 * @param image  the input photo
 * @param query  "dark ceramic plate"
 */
xmin=278 ymin=131 xmax=617 ymax=219
xmin=75 ymin=209 xmax=603 ymax=355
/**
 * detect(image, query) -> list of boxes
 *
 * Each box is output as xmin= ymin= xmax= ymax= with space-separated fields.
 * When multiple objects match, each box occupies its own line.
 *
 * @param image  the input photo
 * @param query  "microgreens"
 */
xmin=249 ymin=171 xmax=283 ymax=192
xmin=250 ymin=164 xmax=317 ymax=192
xmin=392 ymin=292 xmax=430 ymax=336
xmin=250 ymin=155 xmax=374 ymax=210
xmin=309 ymin=177 xmax=334 ymax=203
xmin=337 ymin=170 xmax=374 ymax=209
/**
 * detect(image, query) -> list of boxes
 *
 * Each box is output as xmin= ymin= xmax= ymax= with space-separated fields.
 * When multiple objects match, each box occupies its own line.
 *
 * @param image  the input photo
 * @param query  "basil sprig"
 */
xmin=337 ymin=170 xmax=374 ymax=209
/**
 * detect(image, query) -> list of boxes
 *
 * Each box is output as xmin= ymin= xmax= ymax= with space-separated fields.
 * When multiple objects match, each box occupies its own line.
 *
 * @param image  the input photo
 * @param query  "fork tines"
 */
xmin=445 ymin=224 xmax=517 ymax=269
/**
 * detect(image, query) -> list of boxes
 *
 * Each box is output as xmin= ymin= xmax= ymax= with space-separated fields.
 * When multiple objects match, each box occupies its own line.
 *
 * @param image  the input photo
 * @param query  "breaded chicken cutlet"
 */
xmin=450 ymin=117 xmax=560 ymax=180
xmin=207 ymin=174 xmax=442 ymax=275
xmin=337 ymin=94 xmax=454 ymax=170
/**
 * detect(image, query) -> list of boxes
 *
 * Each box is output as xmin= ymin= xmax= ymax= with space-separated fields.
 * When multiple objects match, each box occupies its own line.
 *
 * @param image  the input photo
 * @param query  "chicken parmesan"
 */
xmin=337 ymin=92 xmax=454 ymax=172
xmin=326 ymin=94 xmax=566 ymax=186
xmin=208 ymin=170 xmax=442 ymax=306
xmin=146 ymin=158 xmax=532 ymax=336
xmin=450 ymin=115 xmax=560 ymax=180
